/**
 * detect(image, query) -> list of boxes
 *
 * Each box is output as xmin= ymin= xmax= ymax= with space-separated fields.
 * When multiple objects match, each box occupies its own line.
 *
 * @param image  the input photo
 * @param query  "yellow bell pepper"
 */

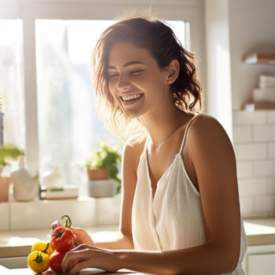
xmin=27 ymin=251 xmax=50 ymax=273
xmin=31 ymin=242 xmax=54 ymax=256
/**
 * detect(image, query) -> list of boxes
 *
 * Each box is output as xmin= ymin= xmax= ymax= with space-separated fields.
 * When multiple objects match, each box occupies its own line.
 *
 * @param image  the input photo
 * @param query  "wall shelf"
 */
xmin=243 ymin=53 xmax=275 ymax=64
xmin=242 ymin=101 xmax=275 ymax=111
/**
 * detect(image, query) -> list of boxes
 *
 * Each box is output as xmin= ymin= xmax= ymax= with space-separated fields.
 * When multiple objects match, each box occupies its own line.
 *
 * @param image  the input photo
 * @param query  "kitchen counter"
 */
xmin=242 ymin=217 xmax=275 ymax=246
xmin=1 ymin=218 xmax=275 ymax=258
xmin=0 ymin=225 xmax=120 ymax=258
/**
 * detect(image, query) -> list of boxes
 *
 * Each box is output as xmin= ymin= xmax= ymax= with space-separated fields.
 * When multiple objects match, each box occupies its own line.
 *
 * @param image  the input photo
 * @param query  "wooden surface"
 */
xmin=242 ymin=53 xmax=275 ymax=64
xmin=241 ymin=101 xmax=275 ymax=111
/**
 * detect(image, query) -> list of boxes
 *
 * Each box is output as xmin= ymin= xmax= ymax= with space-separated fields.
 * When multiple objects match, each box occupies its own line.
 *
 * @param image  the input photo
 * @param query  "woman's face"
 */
xmin=107 ymin=41 xmax=170 ymax=119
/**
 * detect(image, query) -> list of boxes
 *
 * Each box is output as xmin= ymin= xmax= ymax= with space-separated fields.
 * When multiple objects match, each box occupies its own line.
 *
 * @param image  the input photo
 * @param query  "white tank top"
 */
xmin=131 ymin=112 xmax=248 ymax=275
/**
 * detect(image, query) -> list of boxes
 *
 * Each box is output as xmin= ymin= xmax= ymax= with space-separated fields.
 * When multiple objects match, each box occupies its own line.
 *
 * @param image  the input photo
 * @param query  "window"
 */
xmin=0 ymin=19 xmax=25 ymax=147
xmin=35 ymin=20 xmax=119 ymax=196
xmin=0 ymin=19 xmax=25 ymax=173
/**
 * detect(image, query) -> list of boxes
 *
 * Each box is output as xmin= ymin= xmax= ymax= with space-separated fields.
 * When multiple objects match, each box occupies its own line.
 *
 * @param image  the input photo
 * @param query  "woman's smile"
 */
xmin=120 ymin=93 xmax=144 ymax=106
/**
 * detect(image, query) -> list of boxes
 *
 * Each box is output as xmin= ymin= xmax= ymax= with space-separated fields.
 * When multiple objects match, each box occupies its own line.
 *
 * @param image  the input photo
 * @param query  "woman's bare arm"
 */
xmin=94 ymin=137 xmax=143 ymax=250
xmin=93 ymin=232 xmax=134 ymax=250
xmin=111 ymin=116 xmax=241 ymax=275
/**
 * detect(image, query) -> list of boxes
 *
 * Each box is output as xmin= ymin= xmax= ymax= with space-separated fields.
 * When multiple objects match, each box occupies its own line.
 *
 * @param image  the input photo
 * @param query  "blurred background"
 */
xmin=1 ymin=0 xmax=275 ymax=215
xmin=1 ymin=1 xmax=275 ymax=273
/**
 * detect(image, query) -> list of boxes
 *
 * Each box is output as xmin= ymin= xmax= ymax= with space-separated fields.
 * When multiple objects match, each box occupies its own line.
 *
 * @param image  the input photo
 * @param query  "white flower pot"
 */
xmin=87 ymin=179 xmax=118 ymax=198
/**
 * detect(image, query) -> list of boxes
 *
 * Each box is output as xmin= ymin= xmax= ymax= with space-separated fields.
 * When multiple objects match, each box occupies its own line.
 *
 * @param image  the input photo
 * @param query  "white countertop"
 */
xmin=1 ymin=218 xmax=275 ymax=258
xmin=0 ymin=224 xmax=120 ymax=258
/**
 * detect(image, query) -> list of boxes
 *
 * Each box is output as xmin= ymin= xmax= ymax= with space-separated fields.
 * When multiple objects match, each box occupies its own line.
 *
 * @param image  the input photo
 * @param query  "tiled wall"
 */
xmin=233 ymin=110 xmax=275 ymax=218
xmin=0 ymin=195 xmax=121 ymax=231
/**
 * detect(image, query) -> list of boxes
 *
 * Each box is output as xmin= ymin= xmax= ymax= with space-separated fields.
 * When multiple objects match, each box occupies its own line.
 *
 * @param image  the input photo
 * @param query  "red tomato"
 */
xmin=51 ymin=226 xmax=75 ymax=253
xmin=49 ymin=251 xmax=78 ymax=273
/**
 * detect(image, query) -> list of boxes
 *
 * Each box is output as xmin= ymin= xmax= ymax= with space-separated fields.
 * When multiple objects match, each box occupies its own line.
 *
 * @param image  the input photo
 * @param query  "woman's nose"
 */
xmin=117 ymin=75 xmax=131 ymax=91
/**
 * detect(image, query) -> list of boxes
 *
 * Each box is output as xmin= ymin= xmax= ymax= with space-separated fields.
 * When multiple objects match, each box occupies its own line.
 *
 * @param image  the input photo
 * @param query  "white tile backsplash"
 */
xmin=268 ymin=143 xmax=275 ymax=159
xmin=254 ymin=160 xmax=275 ymax=177
xmin=253 ymin=125 xmax=275 ymax=141
xmin=239 ymin=197 xmax=254 ymax=215
xmin=96 ymin=195 xmax=122 ymax=226
xmin=267 ymin=111 xmax=275 ymax=124
xmin=0 ymin=195 xmax=122 ymax=231
xmin=233 ymin=111 xmax=266 ymax=125
xmin=238 ymin=178 xmax=267 ymax=197
xmin=10 ymin=199 xmax=97 ymax=230
xmin=255 ymin=196 xmax=275 ymax=213
xmin=233 ymin=126 xmax=253 ymax=143
xmin=236 ymin=161 xmax=253 ymax=178
xmin=267 ymin=178 xmax=275 ymax=194
xmin=233 ymin=110 xmax=275 ymax=218
xmin=235 ymin=143 xmax=267 ymax=160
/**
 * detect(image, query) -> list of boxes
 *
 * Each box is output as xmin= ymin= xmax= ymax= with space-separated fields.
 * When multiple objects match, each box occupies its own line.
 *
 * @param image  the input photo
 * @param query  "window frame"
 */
xmin=0 ymin=0 xmax=205 ymax=173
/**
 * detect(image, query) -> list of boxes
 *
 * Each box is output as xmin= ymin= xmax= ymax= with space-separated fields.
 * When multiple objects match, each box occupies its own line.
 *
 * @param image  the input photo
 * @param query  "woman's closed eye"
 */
xmin=130 ymin=70 xmax=143 ymax=75
xmin=108 ymin=70 xmax=143 ymax=78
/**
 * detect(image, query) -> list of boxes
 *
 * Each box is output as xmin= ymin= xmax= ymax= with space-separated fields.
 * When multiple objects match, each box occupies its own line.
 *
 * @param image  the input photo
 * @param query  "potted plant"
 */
xmin=0 ymin=144 xmax=24 ymax=202
xmin=86 ymin=141 xmax=122 ymax=197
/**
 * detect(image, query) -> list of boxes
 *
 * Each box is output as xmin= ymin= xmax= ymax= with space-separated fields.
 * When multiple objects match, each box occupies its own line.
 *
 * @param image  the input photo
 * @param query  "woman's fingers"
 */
xmin=70 ymin=226 xmax=85 ymax=236
xmin=69 ymin=259 xmax=92 ymax=275
xmin=62 ymin=250 xmax=90 ymax=273
xmin=51 ymin=220 xmax=63 ymax=232
xmin=70 ymin=244 xmax=94 ymax=251
xmin=69 ymin=227 xmax=95 ymax=246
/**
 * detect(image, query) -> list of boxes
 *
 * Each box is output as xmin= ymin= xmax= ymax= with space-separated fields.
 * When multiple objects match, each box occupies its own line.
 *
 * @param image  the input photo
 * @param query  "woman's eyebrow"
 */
xmin=107 ymin=61 xmax=145 ymax=69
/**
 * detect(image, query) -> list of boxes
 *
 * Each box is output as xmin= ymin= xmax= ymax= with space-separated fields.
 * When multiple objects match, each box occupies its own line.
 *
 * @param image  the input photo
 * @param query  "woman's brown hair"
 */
xmin=91 ymin=9 xmax=205 ymax=146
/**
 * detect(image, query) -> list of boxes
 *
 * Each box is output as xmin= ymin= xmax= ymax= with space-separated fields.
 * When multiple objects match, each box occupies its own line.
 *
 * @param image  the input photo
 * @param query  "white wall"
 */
xmin=205 ymin=0 xmax=275 ymax=218
xmin=204 ymin=0 xmax=232 ymax=140
xmin=228 ymin=0 xmax=275 ymax=110
xmin=227 ymin=0 xmax=275 ymax=218
xmin=233 ymin=110 xmax=275 ymax=218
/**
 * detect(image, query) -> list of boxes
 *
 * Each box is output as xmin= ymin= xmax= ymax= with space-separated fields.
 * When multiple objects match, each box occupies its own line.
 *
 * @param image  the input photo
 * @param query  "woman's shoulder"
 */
xmin=189 ymin=113 xmax=226 ymax=135
xmin=187 ymin=113 xmax=234 ymax=156
xmin=123 ymin=134 xmax=147 ymax=171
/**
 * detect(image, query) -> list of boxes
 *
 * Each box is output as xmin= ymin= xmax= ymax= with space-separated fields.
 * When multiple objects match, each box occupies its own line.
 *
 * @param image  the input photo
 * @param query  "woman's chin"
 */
xmin=124 ymin=111 xmax=142 ymax=119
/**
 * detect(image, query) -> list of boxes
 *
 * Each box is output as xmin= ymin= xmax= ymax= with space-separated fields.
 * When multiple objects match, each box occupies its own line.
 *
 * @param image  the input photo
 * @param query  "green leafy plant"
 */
xmin=0 ymin=144 xmax=25 ymax=167
xmin=86 ymin=141 xmax=122 ymax=194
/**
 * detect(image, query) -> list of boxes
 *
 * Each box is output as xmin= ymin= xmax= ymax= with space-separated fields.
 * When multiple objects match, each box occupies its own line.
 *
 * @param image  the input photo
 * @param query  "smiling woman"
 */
xmin=92 ymin=11 xmax=203 ymax=145
xmin=51 ymin=8 xmax=248 ymax=275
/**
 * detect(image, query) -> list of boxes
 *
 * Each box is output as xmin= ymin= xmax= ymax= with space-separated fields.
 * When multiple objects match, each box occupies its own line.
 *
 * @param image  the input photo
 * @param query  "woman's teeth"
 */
xmin=122 ymin=94 xmax=143 ymax=101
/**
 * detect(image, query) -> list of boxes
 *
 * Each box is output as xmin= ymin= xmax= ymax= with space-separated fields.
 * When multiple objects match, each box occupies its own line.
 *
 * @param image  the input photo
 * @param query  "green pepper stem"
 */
xmin=53 ymin=228 xmax=65 ymax=239
xmin=32 ymin=252 xmax=43 ymax=264
xmin=42 ymin=243 xmax=49 ymax=254
xmin=61 ymin=214 xmax=72 ymax=228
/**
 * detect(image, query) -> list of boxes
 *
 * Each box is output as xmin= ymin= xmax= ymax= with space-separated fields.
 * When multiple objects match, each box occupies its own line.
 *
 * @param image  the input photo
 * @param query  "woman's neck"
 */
xmin=140 ymin=98 xmax=193 ymax=152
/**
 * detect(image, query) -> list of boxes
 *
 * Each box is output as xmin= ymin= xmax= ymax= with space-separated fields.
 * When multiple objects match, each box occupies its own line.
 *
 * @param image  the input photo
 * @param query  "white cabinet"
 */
xmin=243 ymin=244 xmax=275 ymax=274
xmin=247 ymin=253 xmax=275 ymax=275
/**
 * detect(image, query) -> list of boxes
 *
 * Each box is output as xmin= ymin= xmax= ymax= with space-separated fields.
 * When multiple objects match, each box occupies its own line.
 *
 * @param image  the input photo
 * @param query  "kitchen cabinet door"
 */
xmin=247 ymin=253 xmax=275 ymax=275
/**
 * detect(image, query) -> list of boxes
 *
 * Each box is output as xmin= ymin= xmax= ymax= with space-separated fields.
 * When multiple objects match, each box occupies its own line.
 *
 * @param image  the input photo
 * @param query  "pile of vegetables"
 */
xmin=27 ymin=215 xmax=78 ymax=273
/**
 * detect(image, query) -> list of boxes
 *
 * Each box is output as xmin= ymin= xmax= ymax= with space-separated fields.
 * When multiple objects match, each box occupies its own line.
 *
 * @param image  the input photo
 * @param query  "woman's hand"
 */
xmin=61 ymin=244 xmax=121 ymax=275
xmin=51 ymin=221 xmax=95 ymax=246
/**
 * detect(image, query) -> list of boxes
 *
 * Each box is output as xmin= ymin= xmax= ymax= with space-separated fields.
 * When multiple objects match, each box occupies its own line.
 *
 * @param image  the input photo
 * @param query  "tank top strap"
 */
xmin=179 ymin=112 xmax=205 ymax=154
xmin=143 ymin=134 xmax=150 ymax=154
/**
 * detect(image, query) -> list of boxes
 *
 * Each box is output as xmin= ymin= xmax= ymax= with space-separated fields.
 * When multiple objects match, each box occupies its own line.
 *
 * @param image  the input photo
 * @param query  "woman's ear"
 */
xmin=167 ymin=59 xmax=180 ymax=83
